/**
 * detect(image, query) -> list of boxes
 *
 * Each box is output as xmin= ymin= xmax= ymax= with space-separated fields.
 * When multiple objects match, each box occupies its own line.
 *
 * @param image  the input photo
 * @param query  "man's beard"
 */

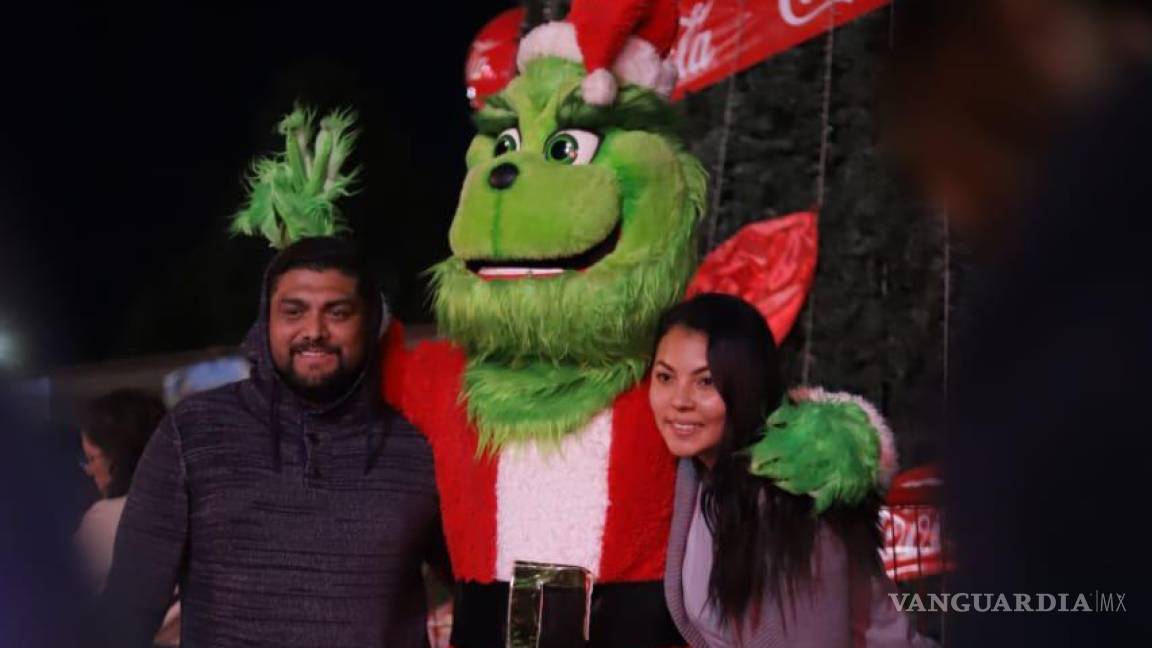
xmin=276 ymin=341 xmax=362 ymax=404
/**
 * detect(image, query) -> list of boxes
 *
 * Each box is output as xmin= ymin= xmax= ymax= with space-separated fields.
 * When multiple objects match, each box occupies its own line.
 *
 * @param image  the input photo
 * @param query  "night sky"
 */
xmin=0 ymin=0 xmax=517 ymax=372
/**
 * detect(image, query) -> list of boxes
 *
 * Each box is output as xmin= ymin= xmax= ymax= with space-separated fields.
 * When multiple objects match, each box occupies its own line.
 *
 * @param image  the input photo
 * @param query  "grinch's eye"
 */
xmin=493 ymin=128 xmax=521 ymax=157
xmin=544 ymin=129 xmax=600 ymax=165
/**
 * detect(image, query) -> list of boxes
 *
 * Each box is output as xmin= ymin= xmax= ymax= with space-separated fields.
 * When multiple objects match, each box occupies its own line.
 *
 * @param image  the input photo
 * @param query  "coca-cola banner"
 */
xmin=467 ymin=1 xmax=888 ymax=107
xmin=671 ymin=0 xmax=890 ymax=99
xmin=879 ymin=465 xmax=952 ymax=582
xmin=880 ymin=505 xmax=947 ymax=582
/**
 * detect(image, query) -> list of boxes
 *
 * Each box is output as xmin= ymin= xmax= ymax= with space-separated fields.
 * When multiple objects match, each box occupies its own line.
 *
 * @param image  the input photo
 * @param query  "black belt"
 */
xmin=450 ymin=579 xmax=684 ymax=648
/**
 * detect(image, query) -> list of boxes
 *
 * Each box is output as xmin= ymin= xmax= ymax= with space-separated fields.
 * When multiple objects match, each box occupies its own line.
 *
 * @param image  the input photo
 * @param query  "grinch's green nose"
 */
xmin=488 ymin=163 xmax=519 ymax=190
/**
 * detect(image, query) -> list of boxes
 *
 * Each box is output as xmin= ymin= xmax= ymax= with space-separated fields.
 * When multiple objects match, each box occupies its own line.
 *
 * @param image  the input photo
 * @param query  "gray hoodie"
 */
xmin=102 ymin=251 xmax=444 ymax=647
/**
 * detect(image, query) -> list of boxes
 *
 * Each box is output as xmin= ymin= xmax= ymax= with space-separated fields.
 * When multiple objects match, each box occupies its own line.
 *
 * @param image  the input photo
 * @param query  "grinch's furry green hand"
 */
xmin=231 ymin=104 xmax=360 ymax=248
xmin=747 ymin=388 xmax=896 ymax=514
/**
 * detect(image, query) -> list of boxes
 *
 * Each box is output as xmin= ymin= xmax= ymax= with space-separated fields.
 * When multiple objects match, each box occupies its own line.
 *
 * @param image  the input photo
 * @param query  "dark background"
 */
xmin=0 ymin=2 xmax=952 ymax=466
xmin=0 ymin=0 xmax=518 ymax=370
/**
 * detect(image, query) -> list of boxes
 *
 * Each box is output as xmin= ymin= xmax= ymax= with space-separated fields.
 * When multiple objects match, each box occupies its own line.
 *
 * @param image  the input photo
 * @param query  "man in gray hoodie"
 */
xmin=102 ymin=237 xmax=446 ymax=647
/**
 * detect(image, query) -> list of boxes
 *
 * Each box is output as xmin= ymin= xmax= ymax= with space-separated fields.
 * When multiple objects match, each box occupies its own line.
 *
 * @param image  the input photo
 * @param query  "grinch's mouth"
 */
xmin=466 ymin=221 xmax=621 ymax=280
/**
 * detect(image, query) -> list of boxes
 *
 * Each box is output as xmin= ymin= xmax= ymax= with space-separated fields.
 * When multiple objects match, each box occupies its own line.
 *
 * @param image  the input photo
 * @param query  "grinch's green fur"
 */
xmin=448 ymin=156 xmax=621 ymax=260
xmin=462 ymin=357 xmax=647 ymax=453
xmin=231 ymin=105 xmax=360 ymax=248
xmin=748 ymin=398 xmax=881 ymax=513
xmin=435 ymin=58 xmax=708 ymax=448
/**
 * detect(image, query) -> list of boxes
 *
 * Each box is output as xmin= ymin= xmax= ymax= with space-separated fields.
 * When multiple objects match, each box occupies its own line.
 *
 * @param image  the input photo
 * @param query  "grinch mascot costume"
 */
xmin=382 ymin=1 xmax=895 ymax=646
xmin=234 ymin=1 xmax=896 ymax=645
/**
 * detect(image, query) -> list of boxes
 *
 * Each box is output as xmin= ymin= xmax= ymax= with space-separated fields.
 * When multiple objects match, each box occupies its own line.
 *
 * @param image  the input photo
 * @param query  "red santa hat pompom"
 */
xmin=516 ymin=0 xmax=680 ymax=105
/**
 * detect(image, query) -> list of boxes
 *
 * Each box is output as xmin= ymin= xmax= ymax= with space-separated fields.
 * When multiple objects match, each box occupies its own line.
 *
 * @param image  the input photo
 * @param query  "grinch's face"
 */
xmin=433 ymin=58 xmax=707 ymax=365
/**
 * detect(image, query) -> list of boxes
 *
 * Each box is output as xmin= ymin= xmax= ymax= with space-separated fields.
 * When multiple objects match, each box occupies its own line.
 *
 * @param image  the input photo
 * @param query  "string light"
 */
xmin=801 ymin=7 xmax=838 ymax=386
xmin=704 ymin=0 xmax=748 ymax=253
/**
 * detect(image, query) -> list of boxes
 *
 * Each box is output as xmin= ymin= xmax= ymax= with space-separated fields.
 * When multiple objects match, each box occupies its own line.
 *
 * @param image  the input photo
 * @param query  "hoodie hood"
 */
xmin=239 ymin=237 xmax=390 ymax=471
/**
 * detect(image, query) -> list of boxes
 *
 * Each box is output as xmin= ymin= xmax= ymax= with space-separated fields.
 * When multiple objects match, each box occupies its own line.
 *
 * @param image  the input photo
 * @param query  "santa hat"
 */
xmin=516 ymin=0 xmax=680 ymax=105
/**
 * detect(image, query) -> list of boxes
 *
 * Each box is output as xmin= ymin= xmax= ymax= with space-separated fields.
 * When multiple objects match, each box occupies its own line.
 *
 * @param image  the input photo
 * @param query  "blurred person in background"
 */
xmin=883 ymin=0 xmax=1152 ymax=644
xmin=884 ymin=0 xmax=1152 ymax=245
xmin=75 ymin=388 xmax=179 ymax=646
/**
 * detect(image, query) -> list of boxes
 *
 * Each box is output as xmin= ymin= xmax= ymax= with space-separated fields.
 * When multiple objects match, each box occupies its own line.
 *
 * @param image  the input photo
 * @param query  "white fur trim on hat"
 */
xmin=655 ymin=60 xmax=679 ymax=98
xmin=581 ymin=68 xmax=617 ymax=105
xmin=609 ymin=36 xmax=668 ymax=94
xmin=516 ymin=22 xmax=584 ymax=71
xmin=517 ymin=21 xmax=673 ymax=102
xmin=789 ymin=386 xmax=900 ymax=490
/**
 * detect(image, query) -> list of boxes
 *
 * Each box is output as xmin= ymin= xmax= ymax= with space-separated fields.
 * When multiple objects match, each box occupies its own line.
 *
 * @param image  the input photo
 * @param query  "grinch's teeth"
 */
xmin=477 ymin=267 xmax=564 ymax=278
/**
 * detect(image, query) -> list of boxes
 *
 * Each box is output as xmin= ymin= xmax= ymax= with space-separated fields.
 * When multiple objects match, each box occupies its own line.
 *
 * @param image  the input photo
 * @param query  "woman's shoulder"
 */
xmin=78 ymin=496 xmax=126 ymax=536
xmin=75 ymin=496 xmax=128 ymax=591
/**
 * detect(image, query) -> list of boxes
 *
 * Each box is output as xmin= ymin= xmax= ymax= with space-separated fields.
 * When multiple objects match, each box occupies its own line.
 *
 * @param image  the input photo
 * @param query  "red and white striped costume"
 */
xmin=382 ymin=322 xmax=676 ymax=586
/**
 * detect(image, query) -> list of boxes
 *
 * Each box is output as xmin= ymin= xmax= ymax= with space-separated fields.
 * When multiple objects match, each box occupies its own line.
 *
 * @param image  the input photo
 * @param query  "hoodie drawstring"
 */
xmin=363 ymin=405 xmax=393 ymax=475
xmin=270 ymin=380 xmax=282 ymax=472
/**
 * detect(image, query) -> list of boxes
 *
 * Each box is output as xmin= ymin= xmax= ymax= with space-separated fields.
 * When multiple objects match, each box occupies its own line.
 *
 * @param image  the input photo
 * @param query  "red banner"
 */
xmin=880 ymin=505 xmax=947 ymax=582
xmin=879 ymin=465 xmax=953 ymax=582
xmin=671 ymin=0 xmax=890 ymax=99
xmin=467 ymin=1 xmax=889 ymax=107
xmin=465 ymin=7 xmax=524 ymax=109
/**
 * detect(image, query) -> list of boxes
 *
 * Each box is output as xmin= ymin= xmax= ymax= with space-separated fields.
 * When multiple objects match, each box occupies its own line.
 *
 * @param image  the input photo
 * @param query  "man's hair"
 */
xmin=81 ymin=389 xmax=167 ymax=499
xmin=264 ymin=237 xmax=377 ymax=306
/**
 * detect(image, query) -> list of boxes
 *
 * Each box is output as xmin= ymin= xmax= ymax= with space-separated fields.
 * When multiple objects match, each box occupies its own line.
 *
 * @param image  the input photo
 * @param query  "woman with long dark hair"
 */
xmin=650 ymin=293 xmax=933 ymax=646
